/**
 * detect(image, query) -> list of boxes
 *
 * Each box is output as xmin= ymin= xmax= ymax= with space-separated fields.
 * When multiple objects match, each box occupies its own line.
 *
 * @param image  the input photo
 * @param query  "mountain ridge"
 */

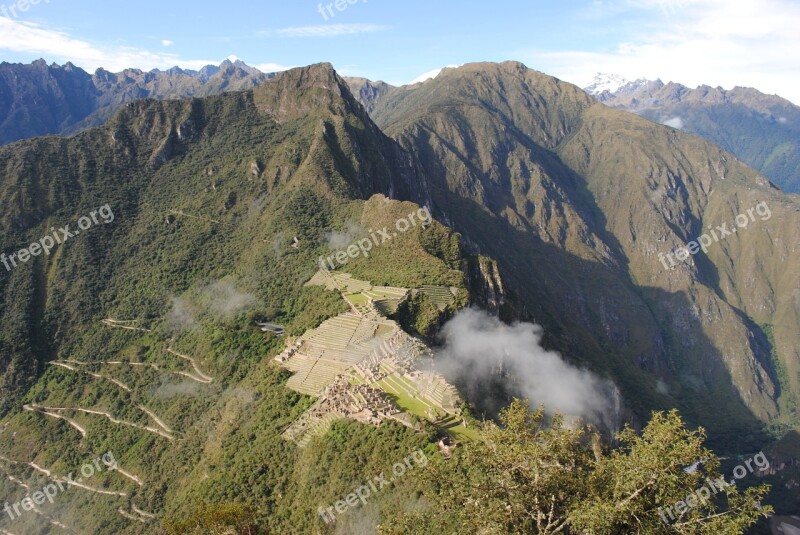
xmin=0 ymin=58 xmax=278 ymax=146
xmin=585 ymin=74 xmax=800 ymax=193
xmin=0 ymin=60 xmax=798 ymax=532
xmin=364 ymin=61 xmax=799 ymax=446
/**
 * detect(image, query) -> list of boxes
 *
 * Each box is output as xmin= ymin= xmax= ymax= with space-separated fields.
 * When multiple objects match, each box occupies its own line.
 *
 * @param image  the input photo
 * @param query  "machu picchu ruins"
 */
xmin=276 ymin=269 xmax=467 ymax=446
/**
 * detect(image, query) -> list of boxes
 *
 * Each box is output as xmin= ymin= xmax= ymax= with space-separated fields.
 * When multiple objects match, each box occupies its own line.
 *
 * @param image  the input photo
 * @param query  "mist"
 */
xmin=324 ymin=222 xmax=363 ymax=250
xmin=166 ymin=278 xmax=257 ymax=332
xmin=433 ymin=309 xmax=615 ymax=424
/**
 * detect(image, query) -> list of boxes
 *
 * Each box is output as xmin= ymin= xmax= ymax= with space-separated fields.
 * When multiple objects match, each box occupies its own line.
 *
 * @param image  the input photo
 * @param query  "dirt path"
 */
xmin=166 ymin=347 xmax=213 ymax=383
xmin=51 ymin=361 xmax=78 ymax=372
xmin=28 ymin=405 xmax=173 ymax=441
xmin=109 ymin=465 xmax=143 ymax=486
xmin=23 ymin=405 xmax=87 ymax=438
xmin=101 ymin=319 xmax=151 ymax=332
xmin=21 ymin=459 xmax=128 ymax=497
xmin=132 ymin=504 xmax=156 ymax=519
xmin=66 ymin=359 xmax=159 ymax=369
xmin=63 ymin=357 xmax=209 ymax=385
xmin=31 ymin=505 xmax=78 ymax=534
xmin=139 ymin=405 xmax=174 ymax=434
xmin=50 ymin=362 xmax=131 ymax=392
xmin=6 ymin=474 xmax=29 ymax=490
xmin=1 ymin=453 xmax=139 ymax=527
xmin=117 ymin=508 xmax=147 ymax=523
xmin=46 ymin=364 xmax=177 ymax=439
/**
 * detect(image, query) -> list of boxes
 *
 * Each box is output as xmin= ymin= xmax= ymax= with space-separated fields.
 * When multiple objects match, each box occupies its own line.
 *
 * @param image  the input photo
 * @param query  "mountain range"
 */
xmin=586 ymin=73 xmax=800 ymax=194
xmin=0 ymin=58 xmax=275 ymax=145
xmin=0 ymin=61 xmax=798 ymax=532
xmin=4 ymin=58 xmax=798 ymax=197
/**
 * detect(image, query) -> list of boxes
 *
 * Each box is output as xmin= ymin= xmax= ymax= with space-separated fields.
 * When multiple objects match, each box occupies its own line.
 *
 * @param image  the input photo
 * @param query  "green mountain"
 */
xmin=0 ymin=61 xmax=798 ymax=533
xmin=352 ymin=62 xmax=800 ymax=446
xmin=588 ymin=77 xmax=800 ymax=193
xmin=0 ymin=62 xmax=488 ymax=533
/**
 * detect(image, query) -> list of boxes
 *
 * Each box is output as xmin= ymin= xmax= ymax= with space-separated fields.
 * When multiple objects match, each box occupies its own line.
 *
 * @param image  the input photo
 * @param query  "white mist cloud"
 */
xmin=253 ymin=62 xmax=294 ymax=73
xmin=662 ymin=116 xmax=684 ymax=129
xmin=434 ymin=309 xmax=613 ymax=422
xmin=0 ymin=17 xmax=219 ymax=71
xmin=167 ymin=279 xmax=257 ymax=332
xmin=154 ymin=379 xmax=204 ymax=398
xmin=203 ymin=279 xmax=257 ymax=318
xmin=167 ymin=296 xmax=197 ymax=332
xmin=408 ymin=65 xmax=461 ymax=85
xmin=324 ymin=222 xmax=363 ymax=250
xmin=271 ymin=24 xmax=387 ymax=38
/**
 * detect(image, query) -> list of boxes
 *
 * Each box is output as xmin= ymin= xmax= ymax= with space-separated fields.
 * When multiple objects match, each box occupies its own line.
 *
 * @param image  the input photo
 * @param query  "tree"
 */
xmin=570 ymin=411 xmax=772 ymax=534
xmin=380 ymin=399 xmax=594 ymax=534
xmin=164 ymin=502 xmax=257 ymax=535
xmin=379 ymin=400 xmax=771 ymax=534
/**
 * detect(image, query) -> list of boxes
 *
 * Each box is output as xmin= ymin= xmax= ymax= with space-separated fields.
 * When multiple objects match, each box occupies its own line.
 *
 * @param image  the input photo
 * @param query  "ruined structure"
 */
xmin=276 ymin=270 xmax=463 ymax=446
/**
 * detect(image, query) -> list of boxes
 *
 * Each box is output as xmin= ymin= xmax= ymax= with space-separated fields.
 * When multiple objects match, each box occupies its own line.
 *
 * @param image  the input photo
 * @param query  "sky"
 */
xmin=1 ymin=0 xmax=799 ymax=103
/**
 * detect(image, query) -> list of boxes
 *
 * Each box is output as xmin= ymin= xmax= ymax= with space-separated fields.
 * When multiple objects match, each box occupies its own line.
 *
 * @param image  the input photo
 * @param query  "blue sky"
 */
xmin=1 ymin=0 xmax=799 ymax=103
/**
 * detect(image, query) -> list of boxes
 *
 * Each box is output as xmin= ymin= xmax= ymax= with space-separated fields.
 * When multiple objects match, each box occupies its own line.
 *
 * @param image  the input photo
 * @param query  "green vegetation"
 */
xmin=381 ymin=400 xmax=772 ymax=534
xmin=374 ymin=61 xmax=800 ymax=453
xmin=165 ymin=502 xmax=258 ymax=535
xmin=0 ymin=60 xmax=798 ymax=533
xmin=0 ymin=65 xmax=472 ymax=532
xmin=394 ymin=292 xmax=443 ymax=338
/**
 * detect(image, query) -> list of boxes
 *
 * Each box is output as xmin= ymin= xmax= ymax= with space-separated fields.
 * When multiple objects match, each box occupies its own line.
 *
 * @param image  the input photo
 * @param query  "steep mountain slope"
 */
xmin=0 ymin=63 xmax=478 ymax=533
xmin=1 ymin=59 xmax=798 ymax=532
xmin=343 ymin=77 xmax=399 ymax=116
xmin=0 ymin=60 xmax=98 ymax=145
xmin=0 ymin=59 xmax=275 ymax=145
xmin=372 ymin=62 xmax=800 ymax=448
xmin=589 ymin=77 xmax=800 ymax=193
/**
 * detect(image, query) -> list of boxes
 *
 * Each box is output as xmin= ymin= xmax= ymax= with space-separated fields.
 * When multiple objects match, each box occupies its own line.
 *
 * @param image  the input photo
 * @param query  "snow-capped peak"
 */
xmin=584 ymin=73 xmax=631 ymax=95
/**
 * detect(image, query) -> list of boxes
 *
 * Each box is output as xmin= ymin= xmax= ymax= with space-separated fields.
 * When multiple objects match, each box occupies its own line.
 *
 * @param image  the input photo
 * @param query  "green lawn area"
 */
xmin=344 ymin=292 xmax=368 ymax=306
xmin=366 ymin=288 xmax=406 ymax=299
xmin=376 ymin=376 xmax=435 ymax=419
xmin=376 ymin=376 xmax=480 ymax=441
xmin=447 ymin=423 xmax=481 ymax=442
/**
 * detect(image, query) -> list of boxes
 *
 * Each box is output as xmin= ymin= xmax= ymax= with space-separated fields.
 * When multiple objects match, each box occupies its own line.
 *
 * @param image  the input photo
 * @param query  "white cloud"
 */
xmin=226 ymin=55 xmax=294 ymax=73
xmin=521 ymin=0 xmax=800 ymax=105
xmin=0 ymin=17 xmax=217 ymax=71
xmin=408 ymin=65 xmax=461 ymax=85
xmin=434 ymin=309 xmax=615 ymax=423
xmin=662 ymin=116 xmax=684 ymax=129
xmin=161 ymin=39 xmax=173 ymax=47
xmin=272 ymin=23 xmax=387 ymax=38
xmin=253 ymin=62 xmax=294 ymax=73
